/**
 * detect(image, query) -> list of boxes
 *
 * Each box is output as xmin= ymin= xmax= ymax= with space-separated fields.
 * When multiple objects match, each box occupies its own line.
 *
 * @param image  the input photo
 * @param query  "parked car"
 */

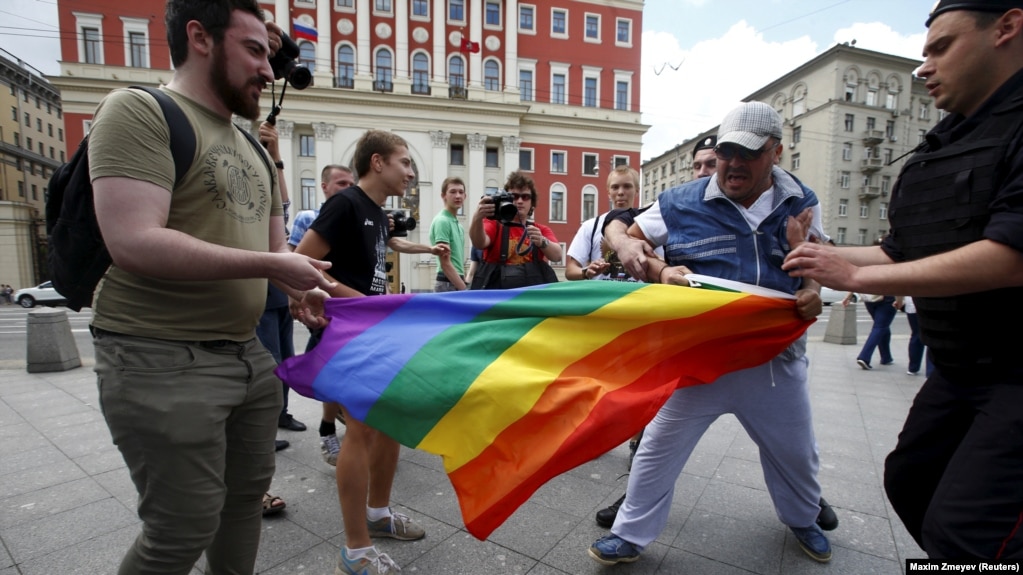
xmin=820 ymin=287 xmax=854 ymax=306
xmin=13 ymin=281 xmax=68 ymax=308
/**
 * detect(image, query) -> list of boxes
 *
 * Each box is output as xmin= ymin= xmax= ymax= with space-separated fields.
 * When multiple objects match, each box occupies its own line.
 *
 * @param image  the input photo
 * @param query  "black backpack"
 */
xmin=45 ymin=86 xmax=272 ymax=312
xmin=45 ymin=86 xmax=195 ymax=312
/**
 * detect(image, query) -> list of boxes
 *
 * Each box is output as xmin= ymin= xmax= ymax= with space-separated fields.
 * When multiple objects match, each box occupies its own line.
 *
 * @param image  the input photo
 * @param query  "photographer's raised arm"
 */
xmin=469 ymin=197 xmax=494 ymax=250
xmin=94 ymin=176 xmax=333 ymax=293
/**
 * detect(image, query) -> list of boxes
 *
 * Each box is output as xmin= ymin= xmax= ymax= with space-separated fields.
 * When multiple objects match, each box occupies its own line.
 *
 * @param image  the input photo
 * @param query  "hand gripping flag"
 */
xmin=276 ymin=280 xmax=812 ymax=540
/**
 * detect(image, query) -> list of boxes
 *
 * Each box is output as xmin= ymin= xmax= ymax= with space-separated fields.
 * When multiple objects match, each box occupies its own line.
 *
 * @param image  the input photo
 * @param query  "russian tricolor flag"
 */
xmin=292 ymin=19 xmax=318 ymax=42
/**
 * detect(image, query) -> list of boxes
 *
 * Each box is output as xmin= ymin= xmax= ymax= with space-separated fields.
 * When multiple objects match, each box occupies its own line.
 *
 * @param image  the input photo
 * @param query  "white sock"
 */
xmin=345 ymin=545 xmax=376 ymax=560
xmin=366 ymin=505 xmax=391 ymax=522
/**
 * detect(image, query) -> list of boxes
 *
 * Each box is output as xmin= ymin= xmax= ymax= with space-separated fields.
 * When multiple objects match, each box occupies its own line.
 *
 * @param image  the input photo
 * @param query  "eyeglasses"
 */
xmin=714 ymin=142 xmax=775 ymax=161
xmin=511 ymin=193 xmax=532 ymax=201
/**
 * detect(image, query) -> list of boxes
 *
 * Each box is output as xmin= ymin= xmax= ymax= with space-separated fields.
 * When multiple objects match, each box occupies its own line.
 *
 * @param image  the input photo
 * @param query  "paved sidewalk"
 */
xmin=0 ymin=315 xmax=925 ymax=575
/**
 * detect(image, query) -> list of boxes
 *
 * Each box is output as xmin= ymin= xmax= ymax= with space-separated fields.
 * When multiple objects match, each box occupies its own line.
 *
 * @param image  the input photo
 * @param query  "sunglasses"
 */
xmin=511 ymin=193 xmax=532 ymax=200
xmin=714 ymin=142 xmax=774 ymax=161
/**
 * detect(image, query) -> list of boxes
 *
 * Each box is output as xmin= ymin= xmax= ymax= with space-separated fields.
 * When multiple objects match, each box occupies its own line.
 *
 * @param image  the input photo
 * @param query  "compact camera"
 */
xmin=269 ymin=34 xmax=312 ymax=90
xmin=389 ymin=210 xmax=417 ymax=238
xmin=484 ymin=190 xmax=519 ymax=225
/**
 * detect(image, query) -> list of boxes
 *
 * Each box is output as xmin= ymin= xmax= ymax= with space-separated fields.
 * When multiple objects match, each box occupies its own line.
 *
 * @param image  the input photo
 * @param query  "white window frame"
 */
xmin=613 ymin=70 xmax=632 ymax=112
xmin=582 ymin=66 xmax=601 ymax=108
xmin=838 ymin=199 xmax=848 ymax=217
xmin=519 ymin=147 xmax=534 ymax=171
xmin=581 ymin=184 xmax=598 ymax=221
xmin=791 ymin=153 xmax=800 ymax=171
xmin=549 ymin=183 xmax=567 ymax=223
xmin=373 ymin=0 xmax=393 ymax=15
xmin=335 ymin=0 xmax=356 ymax=12
xmin=518 ymin=4 xmax=536 ymax=34
xmin=840 ymin=171 xmax=850 ymax=189
xmin=859 ymin=204 xmax=869 ymax=218
xmin=880 ymin=202 xmax=888 ymax=220
xmin=73 ymin=12 xmax=105 ymax=65
xmin=584 ymin=13 xmax=601 ymax=43
xmin=858 ymin=229 xmax=868 ymax=245
xmin=448 ymin=0 xmax=466 ymax=24
xmin=582 ymin=152 xmax=598 ymax=176
xmin=410 ymin=0 xmax=430 ymax=20
xmin=550 ymin=62 xmax=570 ymax=105
xmin=121 ymin=17 xmax=150 ymax=69
xmin=550 ymin=150 xmax=567 ymax=174
xmin=484 ymin=0 xmax=502 ymax=30
xmin=483 ymin=58 xmax=501 ymax=91
xmin=612 ymin=154 xmax=629 ymax=168
xmin=518 ymin=60 xmax=535 ymax=102
xmin=615 ymin=18 xmax=632 ymax=47
xmin=551 ymin=8 xmax=568 ymax=38
xmin=837 ymin=227 xmax=846 ymax=244
xmin=82 ymin=119 xmax=92 ymax=136
xmin=842 ymin=142 xmax=852 ymax=161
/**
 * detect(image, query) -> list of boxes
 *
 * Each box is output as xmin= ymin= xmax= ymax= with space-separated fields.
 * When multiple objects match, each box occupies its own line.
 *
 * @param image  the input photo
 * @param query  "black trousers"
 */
xmin=884 ymin=369 xmax=1023 ymax=559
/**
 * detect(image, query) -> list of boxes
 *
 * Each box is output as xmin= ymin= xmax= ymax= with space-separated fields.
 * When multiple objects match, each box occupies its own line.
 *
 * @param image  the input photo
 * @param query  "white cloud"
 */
xmin=640 ymin=20 xmax=928 ymax=161
xmin=640 ymin=21 xmax=817 ymax=160
xmin=832 ymin=22 xmax=926 ymax=62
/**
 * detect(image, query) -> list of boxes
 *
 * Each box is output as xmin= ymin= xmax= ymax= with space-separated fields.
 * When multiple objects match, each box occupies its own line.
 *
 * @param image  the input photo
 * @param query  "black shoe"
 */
xmin=595 ymin=493 xmax=626 ymax=528
xmin=275 ymin=439 xmax=290 ymax=452
xmin=278 ymin=414 xmax=307 ymax=432
xmin=816 ymin=497 xmax=838 ymax=531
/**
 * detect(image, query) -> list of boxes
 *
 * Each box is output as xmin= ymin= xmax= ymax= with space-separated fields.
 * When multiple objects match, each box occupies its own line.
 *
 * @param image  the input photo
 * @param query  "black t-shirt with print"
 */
xmin=309 ymin=186 xmax=389 ymax=296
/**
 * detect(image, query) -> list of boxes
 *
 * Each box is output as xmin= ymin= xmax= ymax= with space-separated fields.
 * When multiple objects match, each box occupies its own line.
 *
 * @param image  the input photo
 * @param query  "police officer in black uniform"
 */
xmin=783 ymin=0 xmax=1023 ymax=559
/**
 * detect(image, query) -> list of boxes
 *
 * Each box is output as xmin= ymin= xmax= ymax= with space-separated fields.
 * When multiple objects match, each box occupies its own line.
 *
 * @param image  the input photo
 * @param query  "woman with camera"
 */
xmin=469 ymin=171 xmax=562 ymax=289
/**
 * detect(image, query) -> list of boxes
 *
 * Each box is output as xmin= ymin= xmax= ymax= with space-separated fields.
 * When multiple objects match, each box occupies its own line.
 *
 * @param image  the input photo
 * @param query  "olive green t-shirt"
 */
xmin=88 ymin=87 xmax=282 ymax=341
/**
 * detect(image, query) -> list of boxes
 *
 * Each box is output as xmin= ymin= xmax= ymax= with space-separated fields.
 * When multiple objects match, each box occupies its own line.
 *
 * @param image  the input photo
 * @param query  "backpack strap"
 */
xmin=129 ymin=86 xmax=195 ymax=186
xmin=499 ymin=222 xmax=510 ymax=264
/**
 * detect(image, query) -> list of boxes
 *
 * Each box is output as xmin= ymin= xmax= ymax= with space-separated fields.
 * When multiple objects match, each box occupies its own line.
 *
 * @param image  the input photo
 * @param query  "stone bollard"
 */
xmin=823 ymin=302 xmax=858 ymax=345
xmin=26 ymin=308 xmax=82 ymax=372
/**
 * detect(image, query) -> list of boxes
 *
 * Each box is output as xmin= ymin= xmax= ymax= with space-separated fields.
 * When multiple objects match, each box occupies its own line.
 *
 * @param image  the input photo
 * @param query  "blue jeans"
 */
xmin=858 ymin=297 xmax=896 ymax=366
xmin=94 ymin=331 xmax=281 ymax=575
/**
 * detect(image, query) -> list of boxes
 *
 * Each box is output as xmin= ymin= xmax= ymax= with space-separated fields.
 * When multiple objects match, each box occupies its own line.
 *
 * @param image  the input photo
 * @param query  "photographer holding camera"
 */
xmin=469 ymin=171 xmax=562 ymax=289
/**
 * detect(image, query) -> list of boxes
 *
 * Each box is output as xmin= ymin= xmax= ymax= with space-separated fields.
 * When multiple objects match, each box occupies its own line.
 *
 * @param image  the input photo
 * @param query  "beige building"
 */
xmin=643 ymin=44 xmax=942 ymax=246
xmin=0 ymin=48 xmax=64 ymax=289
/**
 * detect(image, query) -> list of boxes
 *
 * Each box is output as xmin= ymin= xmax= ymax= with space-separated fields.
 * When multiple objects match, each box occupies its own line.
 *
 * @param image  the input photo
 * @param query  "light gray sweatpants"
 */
xmin=612 ymin=355 xmax=821 ymax=548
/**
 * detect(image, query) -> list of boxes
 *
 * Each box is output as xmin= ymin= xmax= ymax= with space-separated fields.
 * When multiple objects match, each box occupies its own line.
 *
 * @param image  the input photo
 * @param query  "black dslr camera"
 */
xmin=269 ymin=34 xmax=312 ymax=90
xmin=389 ymin=211 xmax=417 ymax=238
xmin=484 ymin=190 xmax=519 ymax=225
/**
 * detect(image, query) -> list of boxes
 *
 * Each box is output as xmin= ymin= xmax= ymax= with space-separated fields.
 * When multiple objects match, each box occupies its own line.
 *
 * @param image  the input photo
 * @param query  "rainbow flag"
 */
xmin=276 ymin=281 xmax=811 ymax=539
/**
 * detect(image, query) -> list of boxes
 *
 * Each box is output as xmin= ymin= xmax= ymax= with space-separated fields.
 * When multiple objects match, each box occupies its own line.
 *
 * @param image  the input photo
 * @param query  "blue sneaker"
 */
xmin=588 ymin=534 xmax=642 ymax=565
xmin=790 ymin=524 xmax=832 ymax=563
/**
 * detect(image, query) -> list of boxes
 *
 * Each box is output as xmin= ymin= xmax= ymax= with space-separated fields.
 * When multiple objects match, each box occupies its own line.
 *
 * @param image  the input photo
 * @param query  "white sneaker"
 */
xmin=320 ymin=434 xmax=341 ymax=466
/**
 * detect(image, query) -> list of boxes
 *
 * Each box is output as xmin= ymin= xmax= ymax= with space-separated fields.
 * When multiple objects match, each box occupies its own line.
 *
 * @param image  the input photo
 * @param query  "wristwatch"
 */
xmin=540 ymin=238 xmax=549 ymax=248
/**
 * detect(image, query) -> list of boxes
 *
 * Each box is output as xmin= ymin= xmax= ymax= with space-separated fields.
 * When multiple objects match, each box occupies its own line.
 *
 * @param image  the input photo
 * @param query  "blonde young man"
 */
xmin=565 ymin=165 xmax=641 ymax=281
xmin=292 ymin=130 xmax=448 ymax=575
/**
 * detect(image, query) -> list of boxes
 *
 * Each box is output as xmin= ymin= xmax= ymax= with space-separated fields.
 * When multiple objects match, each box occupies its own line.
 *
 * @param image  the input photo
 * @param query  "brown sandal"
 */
xmin=262 ymin=492 xmax=286 ymax=516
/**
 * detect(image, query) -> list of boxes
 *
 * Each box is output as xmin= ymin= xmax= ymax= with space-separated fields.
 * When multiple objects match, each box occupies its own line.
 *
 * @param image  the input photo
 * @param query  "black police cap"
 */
xmin=926 ymin=0 xmax=1023 ymax=27
xmin=692 ymin=135 xmax=717 ymax=158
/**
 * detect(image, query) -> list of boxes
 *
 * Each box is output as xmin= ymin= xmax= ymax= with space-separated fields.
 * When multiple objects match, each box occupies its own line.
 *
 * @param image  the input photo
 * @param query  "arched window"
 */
xmin=484 ymin=59 xmax=500 ymax=91
xmin=298 ymin=40 xmax=316 ymax=73
xmin=337 ymin=45 xmax=355 ymax=88
xmin=375 ymin=49 xmax=393 ymax=91
xmin=412 ymin=52 xmax=430 ymax=94
xmin=448 ymin=55 xmax=465 ymax=87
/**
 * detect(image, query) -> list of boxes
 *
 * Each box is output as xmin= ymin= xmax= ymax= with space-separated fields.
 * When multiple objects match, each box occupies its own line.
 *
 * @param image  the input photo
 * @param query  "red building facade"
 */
xmin=52 ymin=0 xmax=646 ymax=289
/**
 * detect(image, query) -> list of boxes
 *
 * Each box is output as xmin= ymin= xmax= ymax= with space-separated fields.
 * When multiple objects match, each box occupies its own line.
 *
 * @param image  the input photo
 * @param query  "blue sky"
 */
xmin=1 ymin=0 xmax=937 ymax=159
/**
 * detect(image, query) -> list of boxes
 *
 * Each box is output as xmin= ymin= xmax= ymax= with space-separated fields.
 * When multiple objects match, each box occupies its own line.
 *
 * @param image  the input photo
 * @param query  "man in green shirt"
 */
xmin=430 ymin=177 xmax=467 ymax=291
